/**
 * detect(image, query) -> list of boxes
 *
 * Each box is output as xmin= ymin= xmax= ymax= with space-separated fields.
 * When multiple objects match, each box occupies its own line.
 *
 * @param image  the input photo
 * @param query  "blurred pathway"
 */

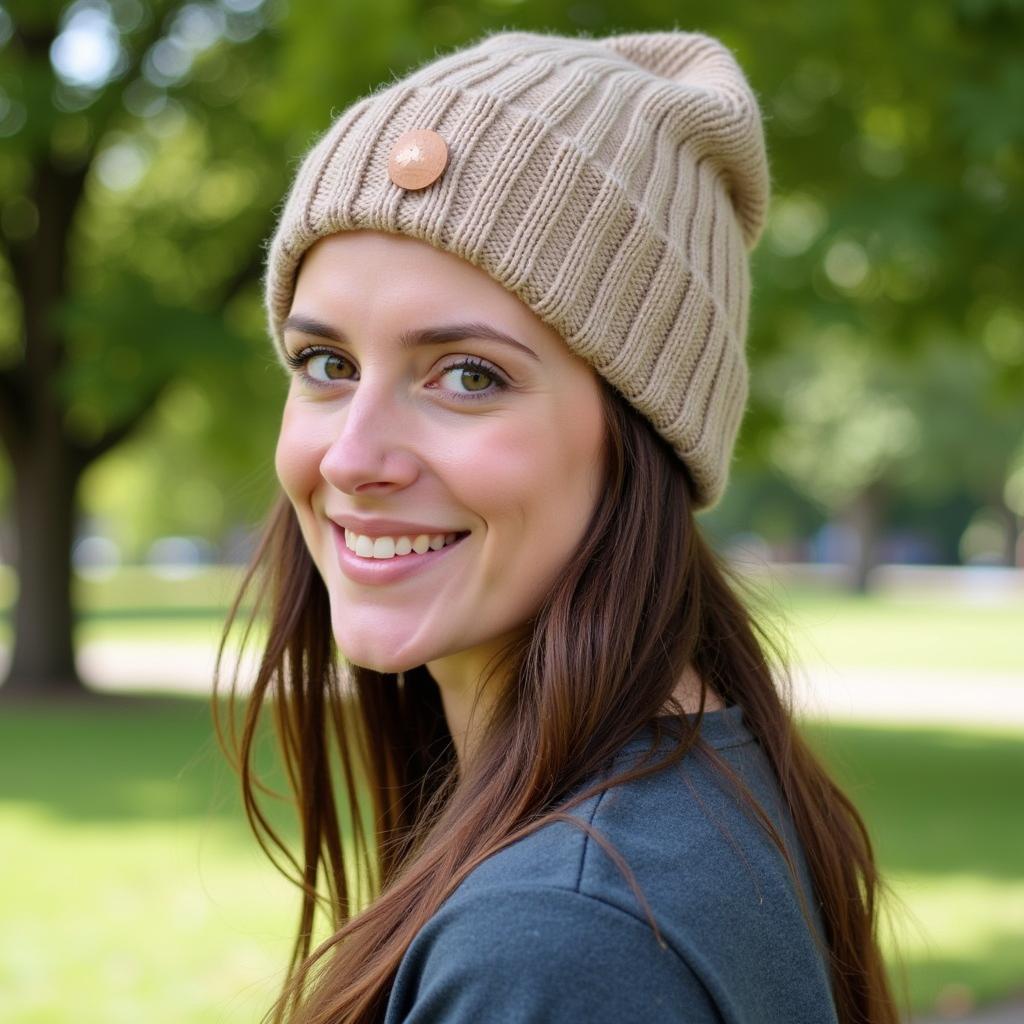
xmin=787 ymin=661 xmax=1024 ymax=729
xmin=4 ymin=640 xmax=1013 ymax=729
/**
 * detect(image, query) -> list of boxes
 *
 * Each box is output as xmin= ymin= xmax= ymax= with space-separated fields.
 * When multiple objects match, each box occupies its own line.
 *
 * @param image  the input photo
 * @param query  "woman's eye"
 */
xmin=438 ymin=364 xmax=493 ymax=391
xmin=286 ymin=347 xmax=508 ymax=400
xmin=437 ymin=360 xmax=504 ymax=397
xmin=306 ymin=352 xmax=354 ymax=382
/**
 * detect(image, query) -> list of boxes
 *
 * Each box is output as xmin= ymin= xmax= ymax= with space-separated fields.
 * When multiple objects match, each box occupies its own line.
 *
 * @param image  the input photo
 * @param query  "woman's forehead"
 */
xmin=292 ymin=231 xmax=570 ymax=357
xmin=300 ymin=229 xmax=480 ymax=285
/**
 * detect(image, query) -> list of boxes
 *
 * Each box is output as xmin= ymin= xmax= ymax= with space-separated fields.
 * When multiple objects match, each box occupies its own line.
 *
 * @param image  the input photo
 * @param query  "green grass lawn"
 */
xmin=1 ymin=696 xmax=1022 ymax=1022
xmin=2 ymin=565 xmax=1021 ymax=676
xmin=68 ymin=564 xmax=1024 ymax=678
xmin=0 ymin=698 xmax=308 ymax=1024
xmin=1 ymin=567 xmax=1022 ymax=1018
xmin=802 ymin=718 xmax=1024 ymax=1016
xmin=752 ymin=582 xmax=1024 ymax=675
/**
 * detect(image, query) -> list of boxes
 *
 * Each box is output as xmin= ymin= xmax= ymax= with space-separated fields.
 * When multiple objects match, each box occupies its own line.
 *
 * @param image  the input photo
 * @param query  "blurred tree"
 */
xmin=737 ymin=0 xmax=1024 ymax=587
xmin=901 ymin=339 xmax=1023 ymax=569
xmin=752 ymin=327 xmax=1023 ymax=589
xmin=0 ymin=0 xmax=285 ymax=693
xmin=0 ymin=0 xmax=491 ymax=695
xmin=1 ymin=0 xmax=1022 ymax=695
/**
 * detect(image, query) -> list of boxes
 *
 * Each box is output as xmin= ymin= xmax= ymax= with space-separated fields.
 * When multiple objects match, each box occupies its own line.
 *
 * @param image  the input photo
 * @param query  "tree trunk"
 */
xmin=0 ymin=147 xmax=90 ymax=695
xmin=997 ymin=502 xmax=1020 ymax=568
xmin=3 ymin=431 xmax=84 ymax=694
xmin=843 ymin=479 xmax=887 ymax=594
xmin=0 ymin=9 xmax=218 ymax=699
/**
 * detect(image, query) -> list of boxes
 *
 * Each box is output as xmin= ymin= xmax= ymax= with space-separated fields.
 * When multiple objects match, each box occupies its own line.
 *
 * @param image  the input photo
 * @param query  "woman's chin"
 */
xmin=334 ymin=633 xmax=431 ymax=676
xmin=341 ymin=653 xmax=421 ymax=675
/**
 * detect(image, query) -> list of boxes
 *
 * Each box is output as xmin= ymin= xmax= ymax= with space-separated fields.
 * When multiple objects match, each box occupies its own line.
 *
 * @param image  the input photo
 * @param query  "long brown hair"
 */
xmin=213 ymin=376 xmax=907 ymax=1024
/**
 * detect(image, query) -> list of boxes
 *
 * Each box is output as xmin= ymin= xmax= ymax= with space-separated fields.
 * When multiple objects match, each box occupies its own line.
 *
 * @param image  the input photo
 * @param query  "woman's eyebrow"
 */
xmin=282 ymin=315 xmax=539 ymax=361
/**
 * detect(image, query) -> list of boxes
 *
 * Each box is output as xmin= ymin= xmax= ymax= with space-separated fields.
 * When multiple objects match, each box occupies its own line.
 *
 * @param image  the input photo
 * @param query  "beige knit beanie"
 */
xmin=264 ymin=28 xmax=771 ymax=510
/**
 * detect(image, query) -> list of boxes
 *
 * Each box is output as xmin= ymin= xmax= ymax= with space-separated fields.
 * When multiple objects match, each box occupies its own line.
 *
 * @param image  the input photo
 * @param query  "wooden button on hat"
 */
xmin=388 ymin=128 xmax=449 ymax=190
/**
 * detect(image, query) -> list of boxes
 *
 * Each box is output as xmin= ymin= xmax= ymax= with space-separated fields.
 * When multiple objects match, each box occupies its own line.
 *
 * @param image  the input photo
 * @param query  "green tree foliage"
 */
xmin=0 ymin=0 xmax=1021 ymax=693
xmin=736 ymin=0 xmax=1023 ymax=572
xmin=0 ymin=0 xmax=285 ymax=690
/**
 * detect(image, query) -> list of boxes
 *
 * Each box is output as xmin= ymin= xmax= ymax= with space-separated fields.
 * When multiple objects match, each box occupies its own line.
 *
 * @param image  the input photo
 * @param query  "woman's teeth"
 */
xmin=344 ymin=530 xmax=463 ymax=560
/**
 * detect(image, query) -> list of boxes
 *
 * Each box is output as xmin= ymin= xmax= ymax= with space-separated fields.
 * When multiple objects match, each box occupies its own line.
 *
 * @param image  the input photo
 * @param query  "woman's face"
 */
xmin=275 ymin=229 xmax=605 ymax=681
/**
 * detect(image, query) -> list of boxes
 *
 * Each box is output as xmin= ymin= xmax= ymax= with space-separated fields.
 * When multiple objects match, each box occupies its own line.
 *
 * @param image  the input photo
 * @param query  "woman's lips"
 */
xmin=332 ymin=524 xmax=469 ymax=586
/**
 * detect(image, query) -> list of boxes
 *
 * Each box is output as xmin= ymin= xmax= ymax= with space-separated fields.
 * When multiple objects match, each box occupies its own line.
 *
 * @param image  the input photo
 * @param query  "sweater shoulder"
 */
xmin=444 ymin=709 xmax=838 ymax=1023
xmin=455 ymin=706 xmax=771 ymax=912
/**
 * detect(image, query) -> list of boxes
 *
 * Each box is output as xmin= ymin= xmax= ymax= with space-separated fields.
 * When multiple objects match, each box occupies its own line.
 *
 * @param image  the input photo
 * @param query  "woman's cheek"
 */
xmin=274 ymin=406 xmax=322 ymax=501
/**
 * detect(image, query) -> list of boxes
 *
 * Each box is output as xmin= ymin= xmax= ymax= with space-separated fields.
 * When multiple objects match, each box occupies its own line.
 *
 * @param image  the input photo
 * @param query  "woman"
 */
xmin=215 ymin=27 xmax=905 ymax=1024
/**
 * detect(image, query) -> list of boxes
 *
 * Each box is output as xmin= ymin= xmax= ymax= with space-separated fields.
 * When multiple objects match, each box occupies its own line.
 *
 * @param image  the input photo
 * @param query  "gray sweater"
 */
xmin=383 ymin=704 xmax=838 ymax=1023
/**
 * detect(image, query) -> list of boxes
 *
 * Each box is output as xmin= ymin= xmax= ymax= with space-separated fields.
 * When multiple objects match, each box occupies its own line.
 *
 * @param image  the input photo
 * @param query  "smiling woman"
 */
xmin=213 ymin=26 xmax=904 ymax=1024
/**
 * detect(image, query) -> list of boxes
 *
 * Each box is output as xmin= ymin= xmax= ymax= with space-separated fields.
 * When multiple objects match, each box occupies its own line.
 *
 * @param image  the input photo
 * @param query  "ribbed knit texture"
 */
xmin=264 ymin=28 xmax=771 ymax=509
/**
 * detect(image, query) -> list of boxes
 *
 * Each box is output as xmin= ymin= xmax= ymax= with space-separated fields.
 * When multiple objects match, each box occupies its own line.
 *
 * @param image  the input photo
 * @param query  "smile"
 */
xmin=332 ymin=524 xmax=471 ymax=586
xmin=345 ymin=529 xmax=466 ymax=560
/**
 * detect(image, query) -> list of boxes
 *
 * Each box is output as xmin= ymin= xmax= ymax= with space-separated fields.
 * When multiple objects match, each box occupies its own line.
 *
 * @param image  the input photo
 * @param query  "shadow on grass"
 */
xmin=1 ymin=691 xmax=1020 ymax=881
xmin=799 ymin=719 xmax=1024 ymax=881
xmin=0 ymin=689 xmax=297 ymax=839
xmin=3 ymin=691 xmax=1020 ymax=1019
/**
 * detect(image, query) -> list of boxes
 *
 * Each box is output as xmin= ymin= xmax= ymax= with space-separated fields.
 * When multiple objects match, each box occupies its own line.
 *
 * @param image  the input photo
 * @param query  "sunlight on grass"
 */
xmin=886 ymin=874 xmax=1024 ymax=959
xmin=0 ymin=808 xmax=297 ymax=1024
xmin=0 ymin=699 xmax=348 ymax=1024
xmin=2 ymin=644 xmax=1022 ymax=1019
xmin=782 ymin=600 xmax=1024 ymax=673
xmin=744 ymin=579 xmax=1024 ymax=674
xmin=800 ymin=718 xmax=1024 ymax=1016
xmin=880 ymin=873 xmax=1024 ymax=1011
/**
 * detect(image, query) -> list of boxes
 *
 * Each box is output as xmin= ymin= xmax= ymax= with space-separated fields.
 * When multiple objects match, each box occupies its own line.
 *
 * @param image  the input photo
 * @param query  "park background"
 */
xmin=0 ymin=0 xmax=1021 ymax=1021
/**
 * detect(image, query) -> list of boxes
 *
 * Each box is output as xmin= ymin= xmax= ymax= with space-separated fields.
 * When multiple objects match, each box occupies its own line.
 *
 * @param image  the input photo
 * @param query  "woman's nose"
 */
xmin=317 ymin=380 xmax=419 ymax=495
